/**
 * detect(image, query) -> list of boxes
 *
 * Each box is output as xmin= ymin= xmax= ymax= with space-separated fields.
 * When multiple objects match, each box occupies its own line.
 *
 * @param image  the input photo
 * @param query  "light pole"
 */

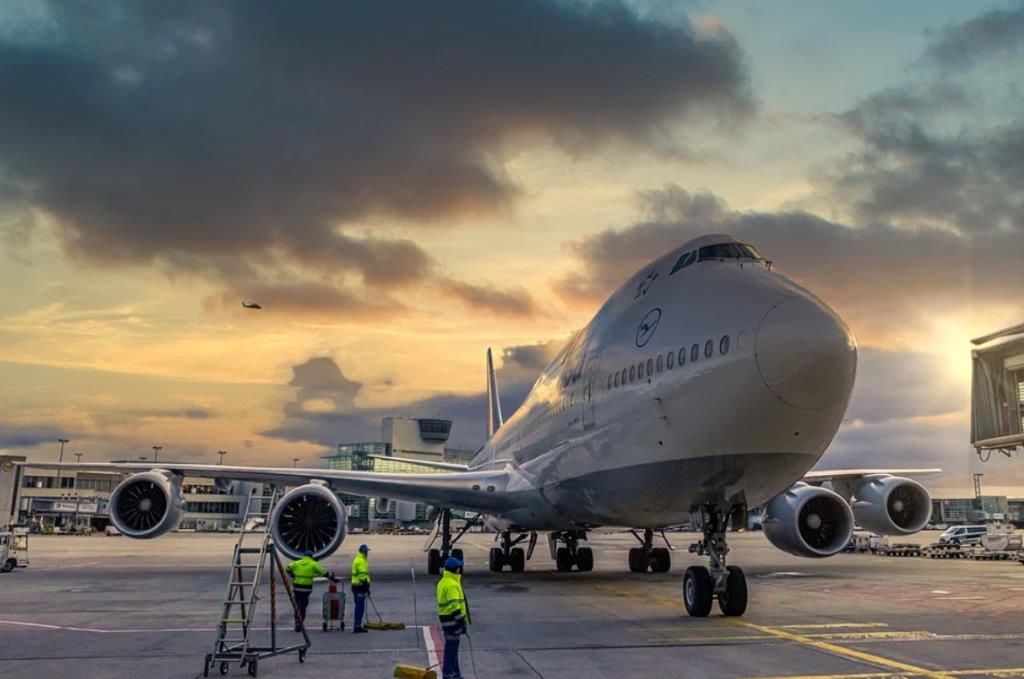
xmin=293 ymin=457 xmax=300 ymax=468
xmin=152 ymin=445 xmax=162 ymax=464
xmin=218 ymin=450 xmax=226 ymax=466
xmin=72 ymin=453 xmax=83 ymax=529
xmin=74 ymin=452 xmax=83 ymax=464
xmin=56 ymin=438 xmax=70 ymax=484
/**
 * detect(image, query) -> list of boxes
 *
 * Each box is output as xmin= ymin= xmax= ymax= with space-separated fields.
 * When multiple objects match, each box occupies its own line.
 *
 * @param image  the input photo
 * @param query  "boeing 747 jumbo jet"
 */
xmin=24 ymin=234 xmax=939 ymax=617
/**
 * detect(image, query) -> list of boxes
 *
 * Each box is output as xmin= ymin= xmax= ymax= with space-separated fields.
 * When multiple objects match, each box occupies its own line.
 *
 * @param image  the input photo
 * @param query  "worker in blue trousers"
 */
xmin=436 ymin=556 xmax=470 ymax=679
xmin=351 ymin=544 xmax=371 ymax=633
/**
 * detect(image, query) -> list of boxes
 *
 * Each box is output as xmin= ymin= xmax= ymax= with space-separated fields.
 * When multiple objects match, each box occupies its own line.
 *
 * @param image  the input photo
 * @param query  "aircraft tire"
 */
xmin=683 ymin=566 xmax=713 ymax=617
xmin=651 ymin=547 xmax=671 ymax=573
xmin=717 ymin=566 xmax=748 ymax=617
xmin=628 ymin=547 xmax=650 ymax=573
xmin=576 ymin=547 xmax=594 ymax=572
xmin=427 ymin=549 xmax=442 ymax=575
xmin=510 ymin=547 xmax=526 ymax=573
xmin=555 ymin=547 xmax=574 ymax=572
xmin=489 ymin=547 xmax=505 ymax=572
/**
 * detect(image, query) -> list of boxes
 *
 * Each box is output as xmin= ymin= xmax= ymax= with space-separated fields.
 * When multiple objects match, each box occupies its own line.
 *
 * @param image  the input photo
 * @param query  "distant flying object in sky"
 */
xmin=242 ymin=301 xmax=262 ymax=309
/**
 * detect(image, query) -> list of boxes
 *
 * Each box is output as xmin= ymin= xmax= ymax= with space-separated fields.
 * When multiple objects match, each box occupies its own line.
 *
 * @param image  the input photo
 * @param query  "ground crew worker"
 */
xmin=350 ymin=544 xmax=371 ymax=633
xmin=285 ymin=550 xmax=336 ymax=632
xmin=436 ymin=556 xmax=470 ymax=679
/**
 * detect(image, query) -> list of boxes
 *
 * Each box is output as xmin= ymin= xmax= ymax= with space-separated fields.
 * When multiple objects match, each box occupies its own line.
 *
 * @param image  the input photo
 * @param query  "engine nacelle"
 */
xmin=763 ymin=483 xmax=854 ymax=557
xmin=271 ymin=482 xmax=348 ymax=561
xmin=852 ymin=475 xmax=931 ymax=535
xmin=375 ymin=497 xmax=392 ymax=515
xmin=109 ymin=471 xmax=184 ymax=539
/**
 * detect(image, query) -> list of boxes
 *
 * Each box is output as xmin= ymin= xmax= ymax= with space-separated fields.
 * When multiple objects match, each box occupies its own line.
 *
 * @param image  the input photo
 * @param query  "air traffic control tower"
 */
xmin=971 ymin=321 xmax=1024 ymax=457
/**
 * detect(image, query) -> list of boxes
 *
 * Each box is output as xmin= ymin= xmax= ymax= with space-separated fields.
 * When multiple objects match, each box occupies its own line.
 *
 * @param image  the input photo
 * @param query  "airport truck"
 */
xmin=0 ymin=528 xmax=29 ymax=572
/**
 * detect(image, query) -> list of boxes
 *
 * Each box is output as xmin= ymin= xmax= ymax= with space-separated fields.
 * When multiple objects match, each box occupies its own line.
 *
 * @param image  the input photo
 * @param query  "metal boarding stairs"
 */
xmin=204 ymin=487 xmax=310 ymax=678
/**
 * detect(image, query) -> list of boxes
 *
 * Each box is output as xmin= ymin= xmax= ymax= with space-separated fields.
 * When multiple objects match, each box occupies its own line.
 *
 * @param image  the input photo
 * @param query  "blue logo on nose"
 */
xmin=636 ymin=308 xmax=661 ymax=347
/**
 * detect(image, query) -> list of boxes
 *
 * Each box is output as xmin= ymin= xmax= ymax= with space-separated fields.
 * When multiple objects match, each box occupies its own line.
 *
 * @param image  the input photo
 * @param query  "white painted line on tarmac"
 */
xmin=0 ymin=620 xmax=210 ymax=634
xmin=421 ymin=624 xmax=440 ymax=669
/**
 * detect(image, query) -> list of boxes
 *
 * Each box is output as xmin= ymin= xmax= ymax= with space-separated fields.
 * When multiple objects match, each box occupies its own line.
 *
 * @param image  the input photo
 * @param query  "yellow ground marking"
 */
xmin=726 ymin=619 xmax=953 ymax=679
xmin=775 ymin=623 xmax=889 ymax=630
xmin=744 ymin=669 xmax=1024 ymax=679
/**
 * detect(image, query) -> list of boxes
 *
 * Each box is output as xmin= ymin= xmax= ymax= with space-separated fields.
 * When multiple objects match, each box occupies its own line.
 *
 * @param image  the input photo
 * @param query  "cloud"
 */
xmin=122 ymin=407 xmax=217 ymax=420
xmin=0 ymin=0 xmax=751 ymax=318
xmin=436 ymin=279 xmax=538 ymax=318
xmin=264 ymin=341 xmax=564 ymax=450
xmin=0 ymin=423 xmax=69 ymax=449
xmin=846 ymin=348 xmax=965 ymax=424
xmin=823 ymin=85 xmax=1024 ymax=235
xmin=554 ymin=185 xmax=1024 ymax=337
xmin=923 ymin=2 xmax=1024 ymax=72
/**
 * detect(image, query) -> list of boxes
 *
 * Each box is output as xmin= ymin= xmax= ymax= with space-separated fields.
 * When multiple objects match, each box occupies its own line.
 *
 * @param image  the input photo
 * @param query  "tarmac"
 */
xmin=1 ymin=530 xmax=1023 ymax=678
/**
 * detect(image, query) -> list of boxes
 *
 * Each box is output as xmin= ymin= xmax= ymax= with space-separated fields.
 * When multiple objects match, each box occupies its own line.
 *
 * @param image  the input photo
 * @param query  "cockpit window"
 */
xmin=697 ymin=242 xmax=763 ymax=262
xmin=669 ymin=250 xmax=697 ymax=275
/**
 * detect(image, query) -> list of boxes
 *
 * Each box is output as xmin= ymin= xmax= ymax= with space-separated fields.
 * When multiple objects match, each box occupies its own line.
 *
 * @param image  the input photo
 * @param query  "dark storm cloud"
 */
xmin=554 ymin=185 xmax=1024 ymax=336
xmin=264 ymin=341 xmax=564 ymax=450
xmin=0 ymin=0 xmax=751 ymax=317
xmin=824 ymin=86 xmax=1024 ymax=234
xmin=0 ymin=423 xmax=69 ymax=449
xmin=923 ymin=2 xmax=1024 ymax=72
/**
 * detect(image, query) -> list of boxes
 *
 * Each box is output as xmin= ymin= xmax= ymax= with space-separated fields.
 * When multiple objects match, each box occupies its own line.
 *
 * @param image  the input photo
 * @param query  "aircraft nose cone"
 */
xmin=755 ymin=296 xmax=857 ymax=410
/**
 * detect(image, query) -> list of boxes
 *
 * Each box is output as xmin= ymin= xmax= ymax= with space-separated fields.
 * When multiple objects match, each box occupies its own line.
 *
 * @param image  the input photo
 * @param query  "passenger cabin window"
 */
xmin=697 ymin=242 xmax=764 ymax=262
xmin=646 ymin=358 xmax=653 ymax=376
xmin=720 ymin=335 xmax=730 ymax=355
xmin=678 ymin=347 xmax=686 ymax=366
xmin=614 ymin=372 xmax=620 ymax=388
xmin=666 ymin=351 xmax=674 ymax=369
xmin=629 ymin=365 xmax=636 ymax=382
xmin=637 ymin=361 xmax=645 ymax=380
xmin=690 ymin=344 xmax=699 ymax=362
xmin=704 ymin=339 xmax=714 ymax=358
xmin=621 ymin=368 xmax=628 ymax=385
xmin=656 ymin=355 xmax=663 ymax=372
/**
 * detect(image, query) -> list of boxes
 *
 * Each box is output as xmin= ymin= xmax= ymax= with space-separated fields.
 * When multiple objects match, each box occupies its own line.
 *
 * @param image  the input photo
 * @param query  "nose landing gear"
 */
xmin=684 ymin=504 xmax=747 ymax=617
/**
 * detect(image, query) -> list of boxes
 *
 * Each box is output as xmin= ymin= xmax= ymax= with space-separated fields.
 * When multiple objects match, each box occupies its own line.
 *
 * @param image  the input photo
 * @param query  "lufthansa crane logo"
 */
xmin=636 ymin=308 xmax=661 ymax=347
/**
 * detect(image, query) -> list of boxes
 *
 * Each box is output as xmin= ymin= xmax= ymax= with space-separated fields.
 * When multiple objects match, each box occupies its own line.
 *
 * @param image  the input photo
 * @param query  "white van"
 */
xmin=938 ymin=525 xmax=987 ymax=545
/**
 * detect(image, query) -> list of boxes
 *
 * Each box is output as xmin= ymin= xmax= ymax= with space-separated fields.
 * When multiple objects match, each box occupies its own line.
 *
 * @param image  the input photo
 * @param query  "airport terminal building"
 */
xmin=323 ymin=416 xmax=475 ymax=530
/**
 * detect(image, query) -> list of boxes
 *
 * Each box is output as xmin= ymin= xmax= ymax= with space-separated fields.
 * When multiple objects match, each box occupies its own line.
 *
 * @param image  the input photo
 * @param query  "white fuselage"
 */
xmin=471 ymin=235 xmax=857 ymax=531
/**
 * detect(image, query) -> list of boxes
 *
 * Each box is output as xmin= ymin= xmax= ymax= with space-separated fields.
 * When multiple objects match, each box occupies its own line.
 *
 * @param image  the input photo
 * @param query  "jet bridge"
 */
xmin=971 ymin=322 xmax=1024 ymax=458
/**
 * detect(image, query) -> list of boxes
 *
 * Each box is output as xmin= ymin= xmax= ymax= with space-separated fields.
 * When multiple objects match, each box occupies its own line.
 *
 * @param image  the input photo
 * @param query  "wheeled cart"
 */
xmin=322 ymin=585 xmax=346 ymax=631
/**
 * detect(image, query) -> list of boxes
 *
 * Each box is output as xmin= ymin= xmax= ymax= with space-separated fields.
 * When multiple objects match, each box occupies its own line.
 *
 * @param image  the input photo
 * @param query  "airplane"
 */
xmin=22 ymin=234 xmax=940 ymax=617
xmin=242 ymin=301 xmax=263 ymax=309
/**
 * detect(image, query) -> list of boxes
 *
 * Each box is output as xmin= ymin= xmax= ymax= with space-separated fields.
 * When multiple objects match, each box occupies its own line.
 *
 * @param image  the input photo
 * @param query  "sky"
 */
xmin=2 ymin=1 xmax=1023 ymax=496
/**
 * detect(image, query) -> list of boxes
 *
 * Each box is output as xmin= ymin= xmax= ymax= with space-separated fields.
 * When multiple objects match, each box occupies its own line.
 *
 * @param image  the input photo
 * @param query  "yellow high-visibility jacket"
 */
xmin=351 ymin=552 xmax=371 ymax=586
xmin=436 ymin=570 xmax=468 ymax=625
xmin=285 ymin=556 xmax=326 ymax=587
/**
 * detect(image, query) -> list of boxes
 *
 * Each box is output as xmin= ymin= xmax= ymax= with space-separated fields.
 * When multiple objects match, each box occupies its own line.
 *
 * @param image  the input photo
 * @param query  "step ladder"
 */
xmin=203 ymin=487 xmax=310 ymax=678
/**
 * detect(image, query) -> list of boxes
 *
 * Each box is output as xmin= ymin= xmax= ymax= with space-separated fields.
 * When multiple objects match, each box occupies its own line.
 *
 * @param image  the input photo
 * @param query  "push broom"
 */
xmin=364 ymin=593 xmax=407 ymax=631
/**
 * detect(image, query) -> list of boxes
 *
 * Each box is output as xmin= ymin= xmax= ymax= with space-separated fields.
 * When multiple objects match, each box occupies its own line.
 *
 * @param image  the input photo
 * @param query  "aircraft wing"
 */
xmin=17 ymin=461 xmax=514 ymax=513
xmin=366 ymin=454 xmax=469 ymax=471
xmin=802 ymin=468 xmax=942 ymax=483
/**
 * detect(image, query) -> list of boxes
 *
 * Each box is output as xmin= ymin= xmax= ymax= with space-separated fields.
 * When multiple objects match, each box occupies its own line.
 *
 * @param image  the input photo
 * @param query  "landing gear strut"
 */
xmin=684 ymin=504 xmax=747 ymax=617
xmin=549 ymin=530 xmax=594 ymax=572
xmin=488 ymin=531 xmax=535 ymax=572
xmin=426 ymin=508 xmax=478 ymax=575
xmin=627 ymin=528 xmax=671 ymax=573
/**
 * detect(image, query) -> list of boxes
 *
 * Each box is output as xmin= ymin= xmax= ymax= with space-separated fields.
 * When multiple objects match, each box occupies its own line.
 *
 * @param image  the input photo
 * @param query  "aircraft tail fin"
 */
xmin=486 ymin=348 xmax=504 ymax=438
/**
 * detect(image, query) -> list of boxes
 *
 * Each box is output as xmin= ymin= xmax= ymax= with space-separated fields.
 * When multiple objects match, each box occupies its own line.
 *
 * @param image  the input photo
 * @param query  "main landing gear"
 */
xmin=683 ymin=504 xmax=747 ymax=617
xmin=488 ymin=531 xmax=536 ymax=572
xmin=425 ymin=508 xmax=478 ymax=575
xmin=549 ymin=530 xmax=594 ymax=572
xmin=627 ymin=528 xmax=671 ymax=573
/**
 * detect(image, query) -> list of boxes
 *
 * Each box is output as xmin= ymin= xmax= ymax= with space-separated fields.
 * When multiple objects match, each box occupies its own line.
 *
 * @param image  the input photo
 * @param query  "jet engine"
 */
xmin=109 ymin=471 xmax=184 ymax=539
xmin=270 ymin=482 xmax=348 ymax=560
xmin=763 ymin=483 xmax=854 ymax=557
xmin=375 ymin=497 xmax=392 ymax=515
xmin=851 ymin=475 xmax=931 ymax=535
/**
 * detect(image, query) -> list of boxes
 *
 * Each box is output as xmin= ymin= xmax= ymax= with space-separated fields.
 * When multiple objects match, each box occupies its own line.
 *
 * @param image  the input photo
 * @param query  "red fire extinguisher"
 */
xmin=328 ymin=582 xmax=340 ymax=619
